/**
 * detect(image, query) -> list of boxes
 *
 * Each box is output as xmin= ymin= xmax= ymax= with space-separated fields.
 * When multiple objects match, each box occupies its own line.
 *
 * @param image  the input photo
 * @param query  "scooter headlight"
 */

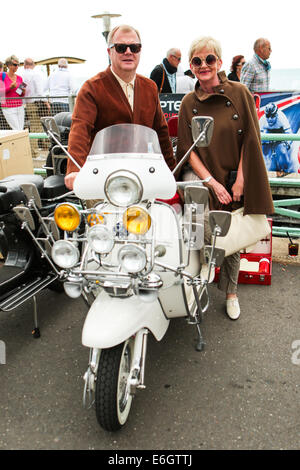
xmin=51 ymin=240 xmax=79 ymax=269
xmin=123 ymin=206 xmax=152 ymax=235
xmin=87 ymin=225 xmax=114 ymax=254
xmin=118 ymin=245 xmax=147 ymax=273
xmin=104 ymin=170 xmax=143 ymax=207
xmin=54 ymin=203 xmax=81 ymax=232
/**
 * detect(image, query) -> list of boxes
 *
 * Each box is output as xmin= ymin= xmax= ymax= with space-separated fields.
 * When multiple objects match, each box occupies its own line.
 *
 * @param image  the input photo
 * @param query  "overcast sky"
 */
xmin=2 ymin=0 xmax=300 ymax=81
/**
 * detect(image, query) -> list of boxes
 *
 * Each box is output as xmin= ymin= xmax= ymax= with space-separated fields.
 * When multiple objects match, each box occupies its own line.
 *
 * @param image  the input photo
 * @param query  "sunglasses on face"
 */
xmin=172 ymin=55 xmax=181 ymax=62
xmin=11 ymin=63 xmax=19 ymax=67
xmin=109 ymin=43 xmax=142 ymax=54
xmin=191 ymin=54 xmax=218 ymax=67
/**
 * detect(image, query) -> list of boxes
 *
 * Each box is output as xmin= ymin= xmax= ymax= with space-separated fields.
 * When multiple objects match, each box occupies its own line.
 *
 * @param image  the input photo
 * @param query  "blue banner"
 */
xmin=160 ymin=92 xmax=300 ymax=176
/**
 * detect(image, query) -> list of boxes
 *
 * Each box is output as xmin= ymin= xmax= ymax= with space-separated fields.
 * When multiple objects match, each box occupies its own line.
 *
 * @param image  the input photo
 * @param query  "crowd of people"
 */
xmin=0 ymin=31 xmax=277 ymax=321
xmin=0 ymin=56 xmax=75 ymax=137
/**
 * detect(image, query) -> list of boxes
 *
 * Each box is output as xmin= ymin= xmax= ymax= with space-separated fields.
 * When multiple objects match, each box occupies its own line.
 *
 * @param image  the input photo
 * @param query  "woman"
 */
xmin=228 ymin=55 xmax=246 ymax=82
xmin=176 ymin=36 xmax=274 ymax=320
xmin=1 ymin=55 xmax=25 ymax=130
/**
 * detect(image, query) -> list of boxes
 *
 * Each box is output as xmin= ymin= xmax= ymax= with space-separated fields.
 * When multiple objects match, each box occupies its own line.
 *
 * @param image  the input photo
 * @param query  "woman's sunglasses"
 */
xmin=191 ymin=54 xmax=218 ymax=67
xmin=109 ymin=43 xmax=142 ymax=54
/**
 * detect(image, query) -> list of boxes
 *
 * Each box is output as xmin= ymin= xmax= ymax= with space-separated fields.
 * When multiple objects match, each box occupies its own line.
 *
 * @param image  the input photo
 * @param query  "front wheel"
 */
xmin=95 ymin=338 xmax=134 ymax=431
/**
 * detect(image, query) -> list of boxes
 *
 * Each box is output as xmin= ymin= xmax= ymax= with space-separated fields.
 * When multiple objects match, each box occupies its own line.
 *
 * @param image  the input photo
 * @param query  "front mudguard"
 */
xmin=81 ymin=290 xmax=169 ymax=349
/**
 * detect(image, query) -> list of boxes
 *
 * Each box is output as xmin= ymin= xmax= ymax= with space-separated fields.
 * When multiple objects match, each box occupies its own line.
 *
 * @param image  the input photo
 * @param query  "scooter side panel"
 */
xmin=152 ymin=204 xmax=201 ymax=318
xmin=82 ymin=290 xmax=169 ymax=349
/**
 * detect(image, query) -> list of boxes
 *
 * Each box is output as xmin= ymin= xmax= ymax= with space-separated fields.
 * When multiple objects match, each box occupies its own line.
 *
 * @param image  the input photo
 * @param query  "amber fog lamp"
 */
xmin=87 ymin=213 xmax=105 ymax=227
xmin=123 ymin=206 xmax=151 ymax=235
xmin=54 ymin=203 xmax=81 ymax=232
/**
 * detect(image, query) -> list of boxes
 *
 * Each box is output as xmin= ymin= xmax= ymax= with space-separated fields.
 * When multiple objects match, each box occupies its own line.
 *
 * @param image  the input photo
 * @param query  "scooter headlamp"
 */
xmin=104 ymin=170 xmax=143 ymax=207
xmin=123 ymin=206 xmax=152 ymax=235
xmin=51 ymin=240 xmax=79 ymax=269
xmin=87 ymin=225 xmax=114 ymax=254
xmin=118 ymin=245 xmax=147 ymax=273
xmin=54 ymin=203 xmax=81 ymax=232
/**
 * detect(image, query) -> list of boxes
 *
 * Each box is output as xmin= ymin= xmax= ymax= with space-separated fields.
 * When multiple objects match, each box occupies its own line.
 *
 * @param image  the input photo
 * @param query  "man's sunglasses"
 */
xmin=191 ymin=54 xmax=218 ymax=67
xmin=11 ymin=63 xmax=19 ymax=67
xmin=109 ymin=43 xmax=142 ymax=54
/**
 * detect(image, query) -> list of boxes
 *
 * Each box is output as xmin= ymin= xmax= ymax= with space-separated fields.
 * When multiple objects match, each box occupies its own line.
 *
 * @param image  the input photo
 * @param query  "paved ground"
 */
xmin=0 ymin=255 xmax=299 ymax=450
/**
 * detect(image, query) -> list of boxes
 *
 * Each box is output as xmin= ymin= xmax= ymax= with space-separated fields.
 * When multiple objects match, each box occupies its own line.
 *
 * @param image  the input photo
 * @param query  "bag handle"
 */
xmin=159 ymin=64 xmax=165 ymax=93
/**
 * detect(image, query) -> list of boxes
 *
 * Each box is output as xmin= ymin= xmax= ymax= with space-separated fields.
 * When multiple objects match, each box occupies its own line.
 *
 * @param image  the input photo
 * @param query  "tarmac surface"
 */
xmin=0 ymin=239 xmax=299 ymax=451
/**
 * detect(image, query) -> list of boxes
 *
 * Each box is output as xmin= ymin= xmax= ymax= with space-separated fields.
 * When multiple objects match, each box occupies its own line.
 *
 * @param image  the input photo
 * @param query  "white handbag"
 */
xmin=215 ymin=207 xmax=271 ymax=257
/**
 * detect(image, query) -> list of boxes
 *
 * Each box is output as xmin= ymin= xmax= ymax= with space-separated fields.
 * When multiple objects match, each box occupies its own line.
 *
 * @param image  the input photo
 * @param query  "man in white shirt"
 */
xmin=46 ymin=58 xmax=74 ymax=114
xmin=22 ymin=58 xmax=50 ymax=157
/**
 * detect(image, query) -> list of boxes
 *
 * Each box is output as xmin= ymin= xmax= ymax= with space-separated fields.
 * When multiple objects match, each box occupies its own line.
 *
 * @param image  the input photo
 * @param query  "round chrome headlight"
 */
xmin=118 ymin=245 xmax=147 ymax=273
xmin=104 ymin=170 xmax=143 ymax=207
xmin=51 ymin=240 xmax=79 ymax=269
xmin=87 ymin=225 xmax=114 ymax=254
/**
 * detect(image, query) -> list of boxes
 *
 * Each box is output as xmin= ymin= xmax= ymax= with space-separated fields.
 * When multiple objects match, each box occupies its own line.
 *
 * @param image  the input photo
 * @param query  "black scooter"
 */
xmin=0 ymin=172 xmax=76 ymax=337
xmin=43 ymin=112 xmax=71 ymax=177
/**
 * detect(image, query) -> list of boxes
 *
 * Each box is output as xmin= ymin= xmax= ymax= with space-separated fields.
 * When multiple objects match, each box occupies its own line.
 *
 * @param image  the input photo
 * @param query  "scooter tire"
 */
xmin=95 ymin=339 xmax=134 ymax=432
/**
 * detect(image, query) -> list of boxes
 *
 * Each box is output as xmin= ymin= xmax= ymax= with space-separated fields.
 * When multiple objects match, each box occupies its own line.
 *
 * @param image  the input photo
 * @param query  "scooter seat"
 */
xmin=42 ymin=175 xmax=68 ymax=199
xmin=0 ymin=174 xmax=44 ymax=214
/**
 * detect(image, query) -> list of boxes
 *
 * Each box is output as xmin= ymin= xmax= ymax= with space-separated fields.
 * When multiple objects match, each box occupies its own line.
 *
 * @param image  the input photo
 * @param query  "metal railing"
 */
xmin=0 ymin=95 xmax=76 ymax=159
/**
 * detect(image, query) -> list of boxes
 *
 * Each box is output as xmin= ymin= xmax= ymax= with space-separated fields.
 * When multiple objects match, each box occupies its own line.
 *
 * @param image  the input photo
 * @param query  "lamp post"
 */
xmin=91 ymin=11 xmax=122 ymax=43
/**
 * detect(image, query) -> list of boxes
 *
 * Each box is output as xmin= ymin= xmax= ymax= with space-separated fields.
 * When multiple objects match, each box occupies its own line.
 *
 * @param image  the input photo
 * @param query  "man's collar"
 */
xmin=110 ymin=67 xmax=136 ymax=86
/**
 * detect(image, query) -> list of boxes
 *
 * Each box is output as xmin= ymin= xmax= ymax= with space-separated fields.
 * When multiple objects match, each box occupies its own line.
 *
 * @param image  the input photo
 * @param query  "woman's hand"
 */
xmin=209 ymin=178 xmax=232 ymax=205
xmin=231 ymin=178 xmax=244 ymax=202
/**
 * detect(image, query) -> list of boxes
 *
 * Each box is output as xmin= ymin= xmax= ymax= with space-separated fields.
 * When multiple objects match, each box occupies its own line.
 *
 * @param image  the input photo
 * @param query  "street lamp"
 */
xmin=91 ymin=11 xmax=122 ymax=43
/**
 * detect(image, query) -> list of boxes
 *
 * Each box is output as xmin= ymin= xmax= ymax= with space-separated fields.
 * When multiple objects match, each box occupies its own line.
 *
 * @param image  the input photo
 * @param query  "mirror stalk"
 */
xmin=172 ymin=117 xmax=213 ymax=176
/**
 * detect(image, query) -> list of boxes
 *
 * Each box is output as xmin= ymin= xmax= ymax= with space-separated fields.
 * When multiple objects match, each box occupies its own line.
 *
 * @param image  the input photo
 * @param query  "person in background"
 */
xmin=150 ymin=48 xmax=182 ymax=93
xmin=227 ymin=55 xmax=245 ymax=82
xmin=240 ymin=38 xmax=272 ymax=92
xmin=176 ymin=69 xmax=196 ymax=94
xmin=45 ymin=58 xmax=74 ymax=114
xmin=0 ymin=61 xmax=5 ymax=98
xmin=65 ymin=24 xmax=175 ymax=192
xmin=1 ymin=55 xmax=25 ymax=130
xmin=21 ymin=58 xmax=50 ymax=158
xmin=176 ymin=36 xmax=274 ymax=321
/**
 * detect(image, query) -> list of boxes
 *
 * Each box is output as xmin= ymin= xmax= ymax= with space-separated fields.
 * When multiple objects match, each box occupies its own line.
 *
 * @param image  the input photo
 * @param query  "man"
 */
xmin=240 ymin=38 xmax=272 ymax=92
xmin=22 ymin=58 xmax=49 ymax=157
xmin=150 ymin=48 xmax=182 ymax=93
xmin=65 ymin=24 xmax=175 ymax=191
xmin=176 ymin=69 xmax=195 ymax=94
xmin=46 ymin=58 xmax=74 ymax=114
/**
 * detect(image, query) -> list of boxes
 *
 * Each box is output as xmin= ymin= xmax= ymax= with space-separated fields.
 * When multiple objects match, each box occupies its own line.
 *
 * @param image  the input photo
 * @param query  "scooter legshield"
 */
xmin=82 ymin=290 xmax=169 ymax=349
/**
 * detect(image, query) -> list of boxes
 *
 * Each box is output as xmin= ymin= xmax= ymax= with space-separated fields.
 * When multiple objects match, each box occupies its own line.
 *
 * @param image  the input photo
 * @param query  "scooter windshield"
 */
xmin=89 ymin=124 xmax=162 ymax=156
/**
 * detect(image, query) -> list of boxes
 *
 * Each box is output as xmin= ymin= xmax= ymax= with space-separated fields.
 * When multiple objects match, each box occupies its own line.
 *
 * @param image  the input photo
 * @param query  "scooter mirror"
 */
xmin=204 ymin=245 xmax=225 ymax=267
xmin=191 ymin=116 xmax=214 ymax=148
xmin=208 ymin=210 xmax=232 ymax=237
xmin=21 ymin=183 xmax=42 ymax=209
xmin=13 ymin=206 xmax=35 ymax=231
xmin=40 ymin=117 xmax=61 ymax=141
xmin=184 ymin=185 xmax=209 ymax=207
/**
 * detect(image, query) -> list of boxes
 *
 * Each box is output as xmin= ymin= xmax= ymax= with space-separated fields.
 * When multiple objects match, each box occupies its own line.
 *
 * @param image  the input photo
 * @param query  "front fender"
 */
xmin=82 ymin=290 xmax=169 ymax=349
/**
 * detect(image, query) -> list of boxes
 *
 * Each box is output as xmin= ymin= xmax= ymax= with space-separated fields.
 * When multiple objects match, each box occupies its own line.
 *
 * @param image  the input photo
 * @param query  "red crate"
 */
xmin=214 ymin=218 xmax=272 ymax=286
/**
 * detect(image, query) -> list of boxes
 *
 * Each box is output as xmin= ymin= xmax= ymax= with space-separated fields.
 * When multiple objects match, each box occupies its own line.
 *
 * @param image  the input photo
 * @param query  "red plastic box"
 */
xmin=214 ymin=218 xmax=272 ymax=286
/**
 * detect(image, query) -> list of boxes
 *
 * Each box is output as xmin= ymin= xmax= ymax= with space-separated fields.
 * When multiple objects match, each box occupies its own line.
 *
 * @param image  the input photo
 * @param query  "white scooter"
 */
xmin=42 ymin=116 xmax=232 ymax=432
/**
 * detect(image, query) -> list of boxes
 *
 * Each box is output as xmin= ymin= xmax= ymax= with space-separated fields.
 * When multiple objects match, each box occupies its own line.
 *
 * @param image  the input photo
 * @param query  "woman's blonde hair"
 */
xmin=188 ymin=36 xmax=222 ymax=62
xmin=5 ymin=55 xmax=19 ymax=66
